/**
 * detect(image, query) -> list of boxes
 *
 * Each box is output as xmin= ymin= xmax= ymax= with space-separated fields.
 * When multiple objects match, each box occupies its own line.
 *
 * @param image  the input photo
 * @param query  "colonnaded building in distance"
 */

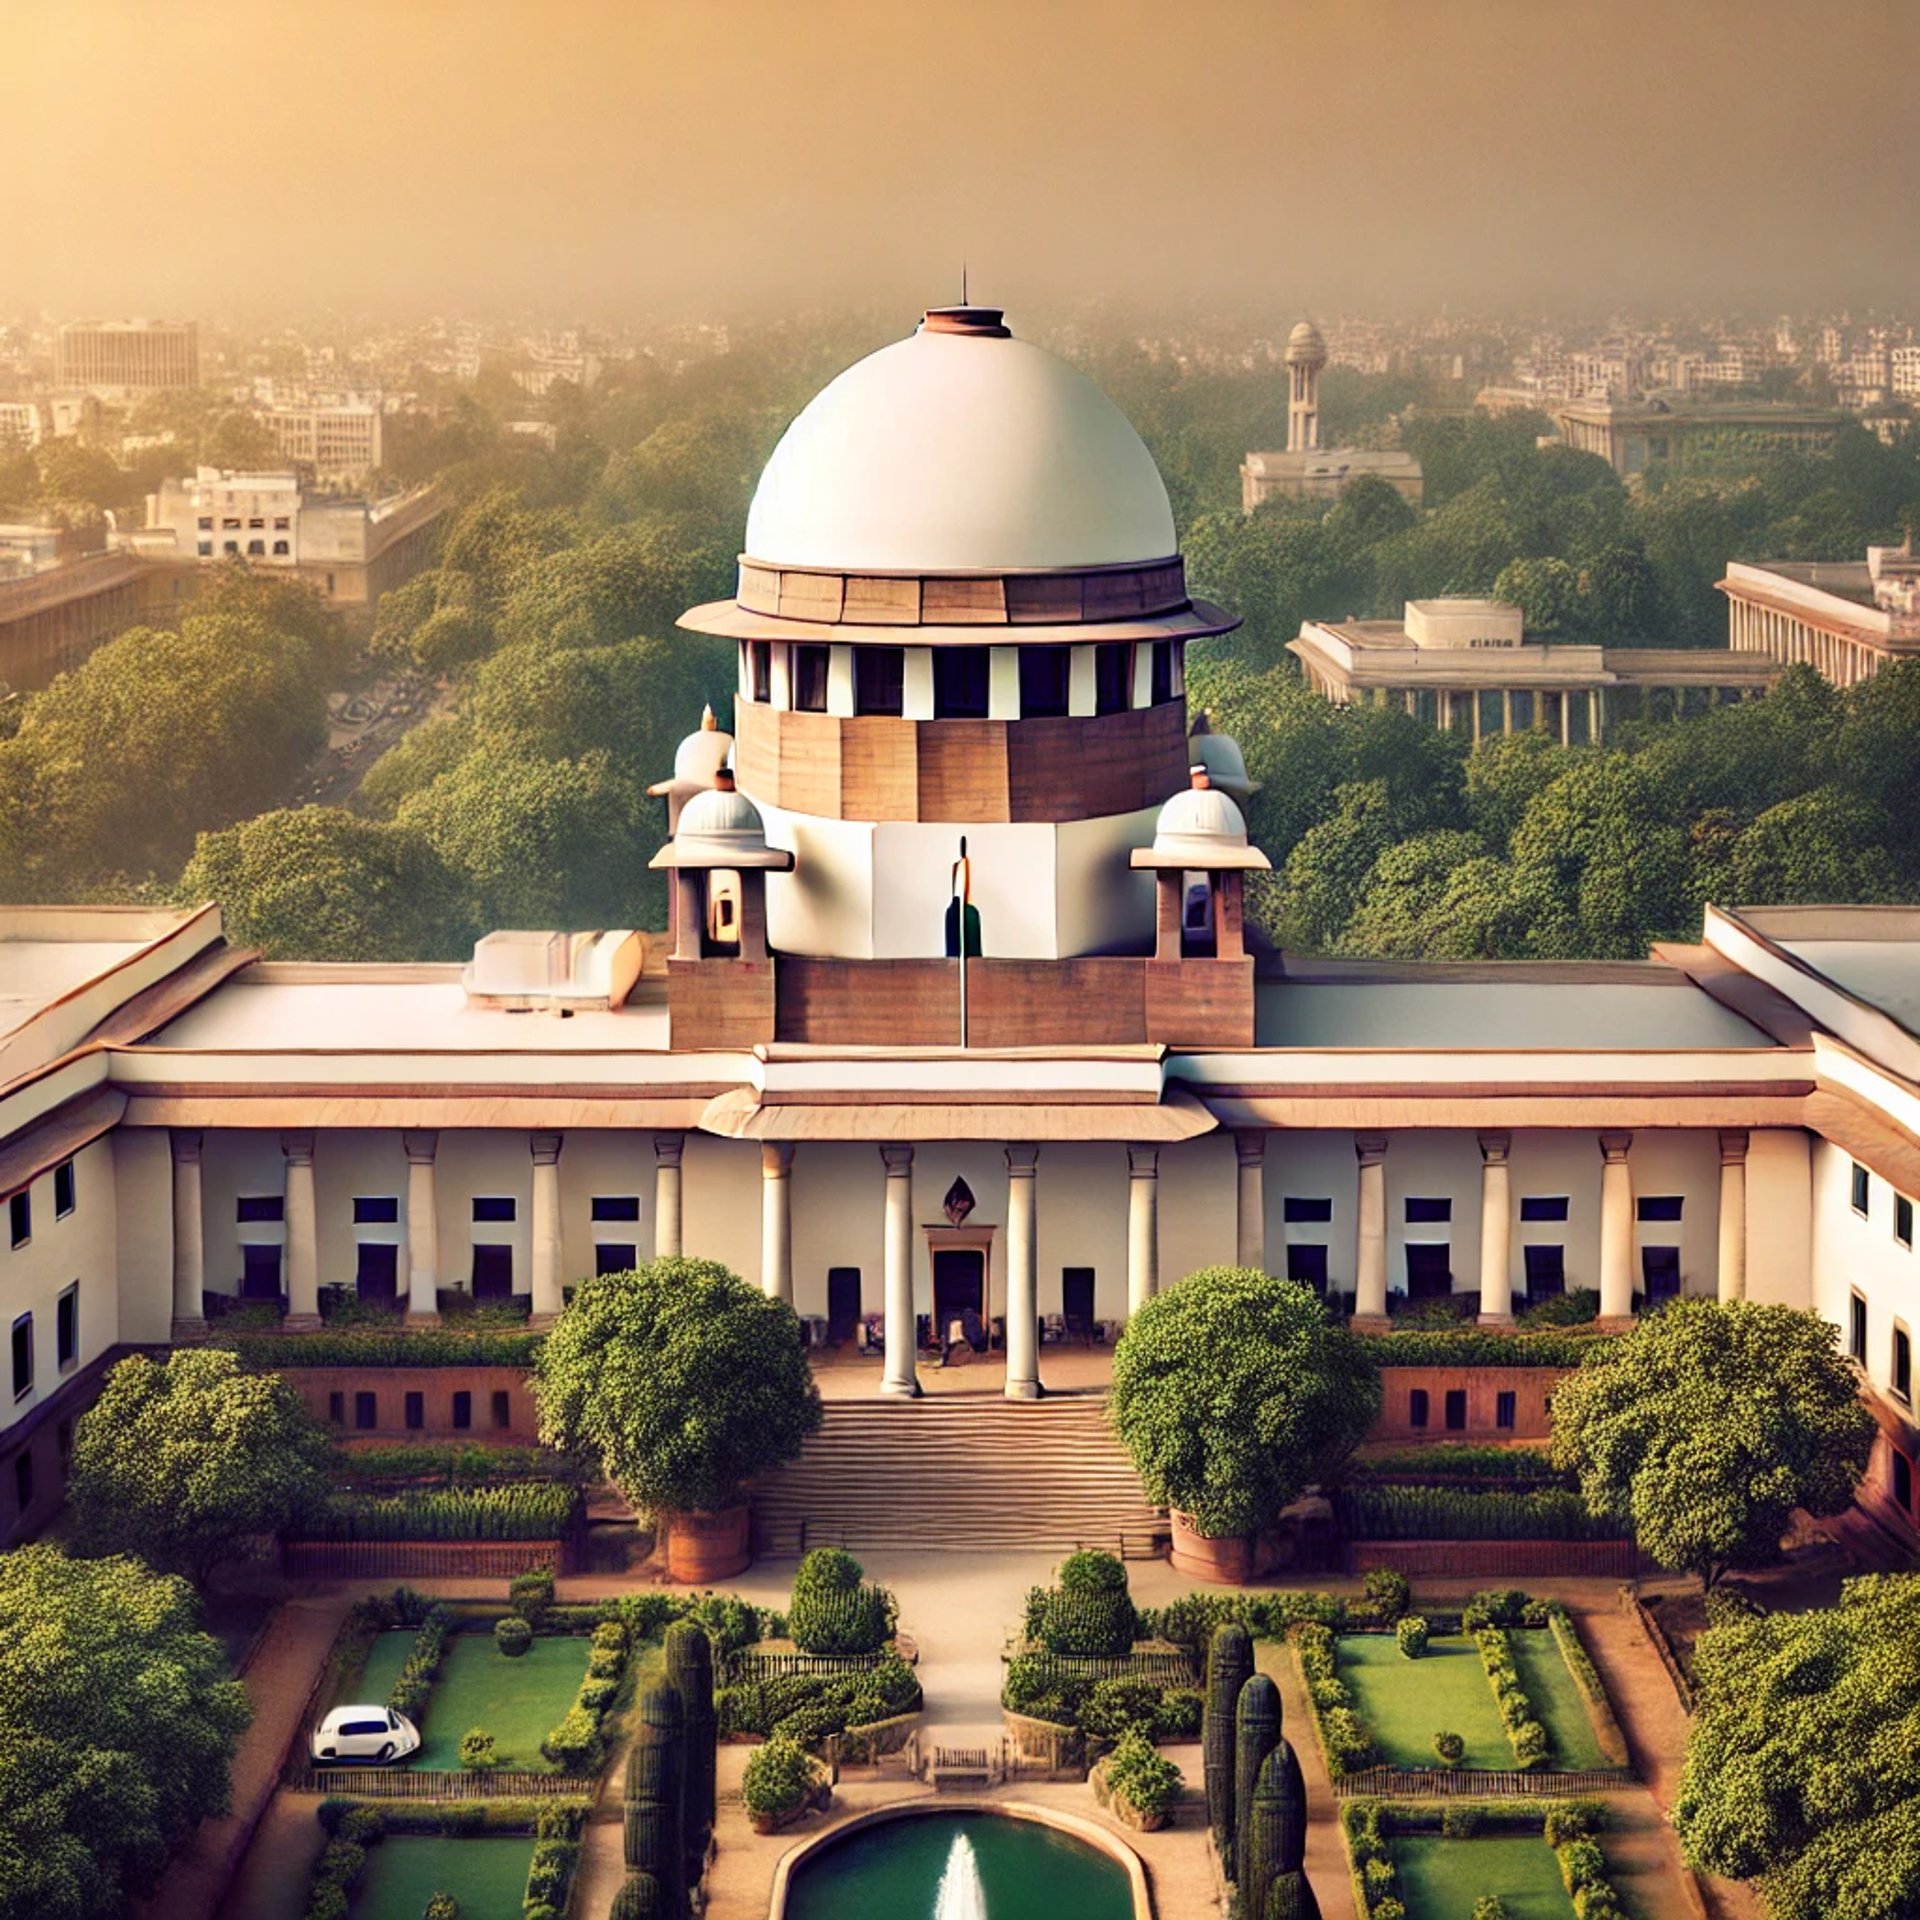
xmin=4 ymin=305 xmax=1920 ymax=1554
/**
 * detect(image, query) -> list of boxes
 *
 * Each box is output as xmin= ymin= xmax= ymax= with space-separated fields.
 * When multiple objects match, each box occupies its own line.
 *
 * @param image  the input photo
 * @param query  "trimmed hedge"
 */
xmin=1336 ymin=1485 xmax=1627 ymax=1542
xmin=1000 ymin=1656 xmax=1199 ymax=1745
xmin=541 ymin=1617 xmax=629 ymax=1774
xmin=1356 ymin=1328 xmax=1616 ymax=1369
xmin=1293 ymin=1623 xmax=1377 ymax=1778
xmin=717 ymin=1652 xmax=920 ymax=1746
xmin=330 ymin=1443 xmax=590 ymax=1488
xmin=1544 ymin=1606 xmax=1631 ymax=1769
xmin=1340 ymin=1797 xmax=1615 ymax=1920
xmin=788 ymin=1548 xmax=895 ymax=1657
xmin=316 ymin=1798 xmax=588 ymax=1838
xmin=1473 ymin=1626 xmax=1551 ymax=1769
xmin=1349 ymin=1445 xmax=1565 ymax=1485
xmin=223 ymin=1330 xmax=543 ymax=1369
xmin=308 ymin=1484 xmax=582 ymax=1542
xmin=389 ymin=1605 xmax=454 ymax=1722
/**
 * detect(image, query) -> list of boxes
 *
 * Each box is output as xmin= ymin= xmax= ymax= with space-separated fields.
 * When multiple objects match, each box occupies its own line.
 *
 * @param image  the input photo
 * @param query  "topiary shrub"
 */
xmin=1395 ymin=1616 xmax=1429 ymax=1659
xmin=610 ymin=1877 xmax=661 ymax=1920
xmin=495 ymin=1616 xmax=533 ymax=1659
xmin=1361 ymin=1567 xmax=1411 ymax=1621
xmin=458 ymin=1727 xmax=496 ymax=1771
xmin=1557 ymin=1837 xmax=1607 ymax=1894
xmin=1204 ymin=1621 xmax=1254 ymax=1856
xmin=1232 ymin=1674 xmax=1281 ymax=1886
xmin=1058 ymin=1549 xmax=1129 ymax=1594
xmin=1433 ymin=1730 xmax=1465 ymax=1768
xmin=1472 ymin=1901 xmax=1512 ymax=1920
xmin=540 ymin=1707 xmax=603 ymax=1774
xmin=1543 ymin=1803 xmax=1600 ymax=1846
xmin=664 ymin=1618 xmax=715 ymax=1890
xmin=1104 ymin=1727 xmax=1182 ymax=1821
xmin=741 ymin=1735 xmax=818 ymax=1824
xmin=509 ymin=1568 xmax=555 ymax=1628
xmin=423 ymin=1896 xmax=460 ymax=1920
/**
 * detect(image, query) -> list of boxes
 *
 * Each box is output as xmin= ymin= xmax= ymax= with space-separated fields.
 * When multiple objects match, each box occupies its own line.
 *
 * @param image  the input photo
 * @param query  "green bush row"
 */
xmin=308 ymin=1483 xmax=583 ymax=1541
xmin=789 ymin=1584 xmax=895 ymax=1656
xmin=1342 ymin=1798 xmax=1610 ymax=1920
xmin=318 ymin=1798 xmax=588 ymax=1838
xmin=1347 ymin=1444 xmax=1565 ymax=1485
xmin=1293 ymin=1623 xmax=1378 ymax=1778
xmin=1001 ymin=1657 xmax=1203 ymax=1746
xmin=224 ymin=1329 xmax=544 ymax=1369
xmin=389 ymin=1605 xmax=454 ymax=1724
xmin=1138 ymin=1587 xmax=1356 ymax=1650
xmin=539 ymin=1617 xmax=629 ymax=1774
xmin=716 ymin=1652 xmax=921 ymax=1746
xmin=1543 ymin=1606 xmax=1632 ymax=1769
xmin=303 ymin=1801 xmax=584 ymax=1920
xmin=1336 ymin=1484 xmax=1625 ymax=1541
xmin=535 ymin=1590 xmax=772 ymax=1653
xmin=1473 ymin=1626 xmax=1551 ymax=1769
xmin=331 ymin=1442 xmax=592 ymax=1489
xmin=1355 ymin=1327 xmax=1616 ymax=1369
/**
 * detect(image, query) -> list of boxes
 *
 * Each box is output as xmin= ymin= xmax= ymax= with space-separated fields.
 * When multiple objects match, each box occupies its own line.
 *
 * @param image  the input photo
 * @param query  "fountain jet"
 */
xmin=933 ymin=1830 xmax=988 ymax=1920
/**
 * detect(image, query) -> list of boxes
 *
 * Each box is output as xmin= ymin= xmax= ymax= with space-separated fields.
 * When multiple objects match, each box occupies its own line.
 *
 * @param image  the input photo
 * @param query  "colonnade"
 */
xmin=1728 ymin=592 xmax=1882 ymax=686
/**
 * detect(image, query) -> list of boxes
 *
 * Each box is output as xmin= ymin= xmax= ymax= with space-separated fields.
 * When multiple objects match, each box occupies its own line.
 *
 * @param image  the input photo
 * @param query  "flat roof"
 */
xmin=1777 ymin=941 xmax=1920 ymax=1040
xmin=1 ymin=940 xmax=152 ymax=1042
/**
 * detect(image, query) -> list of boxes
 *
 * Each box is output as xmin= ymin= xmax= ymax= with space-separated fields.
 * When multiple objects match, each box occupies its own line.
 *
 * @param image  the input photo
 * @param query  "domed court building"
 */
xmin=4 ymin=307 xmax=1920 ymax=1555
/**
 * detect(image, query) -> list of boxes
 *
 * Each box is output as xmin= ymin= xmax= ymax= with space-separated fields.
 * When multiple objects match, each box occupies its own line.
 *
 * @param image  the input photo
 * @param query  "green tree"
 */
xmin=1110 ymin=1267 xmax=1380 ymax=1538
xmin=1674 ymin=1574 xmax=1920 ymax=1919
xmin=1339 ymin=830 xmax=1502 ymax=957
xmin=1274 ymin=779 xmax=1397 ymax=950
xmin=69 ymin=1349 xmax=333 ymax=1581
xmin=0 ymin=1544 xmax=250 ymax=1918
xmin=493 ymin=517 xmax=733 ymax=656
xmin=1492 ymin=555 xmax=1581 ymax=635
xmin=531 ymin=1258 xmax=822 ymax=1515
xmin=179 ymin=807 xmax=473 ymax=960
xmin=1550 ymin=1299 xmax=1874 ymax=1590
xmin=357 ymin=712 xmax=475 ymax=818
xmin=1464 ymin=730 xmax=1573 ymax=849
xmin=1731 ymin=788 xmax=1902 ymax=903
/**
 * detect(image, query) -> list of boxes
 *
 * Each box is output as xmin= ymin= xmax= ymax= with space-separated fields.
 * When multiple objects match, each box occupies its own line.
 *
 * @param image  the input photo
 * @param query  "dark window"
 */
xmin=197 ymin=516 xmax=212 ymax=531
xmin=237 ymin=1194 xmax=284 ymax=1223
xmin=1062 ymin=1268 xmax=1096 ymax=1334
xmin=10 ymin=1314 xmax=30 ymax=1398
xmin=591 ymin=1196 xmax=640 ymax=1222
xmin=595 ymin=1243 xmax=637 ymax=1275
xmin=1150 ymin=640 xmax=1174 ymax=705
xmin=1408 ymin=1389 xmax=1429 ymax=1430
xmin=1898 ymin=1196 xmax=1915 ymax=1250
xmin=748 ymin=640 xmax=771 ymax=702
xmin=13 ymin=1452 xmax=31 ymax=1515
xmin=1851 ymin=1291 xmax=1869 ymax=1363
xmin=1284 ymin=1197 xmax=1333 ymax=1224
xmin=352 ymin=1196 xmax=399 ymax=1224
xmin=1444 ymin=1389 xmax=1467 ymax=1431
xmin=1520 ymin=1196 xmax=1568 ymax=1222
xmin=1093 ymin=642 xmax=1132 ymax=715
xmin=1523 ymin=1244 xmax=1566 ymax=1298
xmin=853 ymin=646 xmax=905 ymax=716
xmin=1405 ymin=1244 xmax=1451 ymax=1298
xmin=241 ymin=1244 xmax=282 ymax=1298
xmin=1496 ymin=1390 xmax=1517 ymax=1431
xmin=246 ymin=539 xmax=265 ymax=556
xmin=55 ymin=1285 xmax=76 ymax=1370
xmin=451 ymin=1391 xmax=472 ymax=1431
xmin=354 ymin=1391 xmax=377 ymax=1430
xmin=1405 ymin=1197 xmax=1451 ymax=1224
xmin=327 ymin=1391 xmax=345 ymax=1424
xmin=1853 ymin=1163 xmax=1871 ymax=1214
xmin=1286 ymin=1244 xmax=1329 ymax=1293
xmin=933 ymin=647 xmax=990 ymax=719
xmin=1642 ymin=1246 xmax=1681 ymax=1301
xmin=53 ymin=1161 xmax=74 ymax=1219
xmin=1637 ymin=1196 xmax=1684 ymax=1223
xmin=355 ymin=1244 xmax=399 ymax=1302
xmin=472 ymin=1244 xmax=514 ymax=1299
xmin=271 ymin=539 xmax=289 ymax=556
xmin=1018 ymin=646 xmax=1071 ymax=718
xmin=1897 ymin=1327 xmax=1913 ymax=1401
xmin=9 ymin=1192 xmax=28 ymax=1248
xmin=197 ymin=540 xmax=213 ymax=556
xmin=491 ymin=1390 xmax=512 ymax=1430
xmin=473 ymin=1197 xmax=516 ymax=1223
xmin=827 ymin=1267 xmax=862 ymax=1342
xmin=792 ymin=644 xmax=830 ymax=713
xmin=404 ymin=1391 xmax=424 ymax=1431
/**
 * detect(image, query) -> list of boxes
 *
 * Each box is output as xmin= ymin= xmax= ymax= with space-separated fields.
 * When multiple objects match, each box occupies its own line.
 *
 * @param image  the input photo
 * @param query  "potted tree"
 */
xmin=1110 ymin=1267 xmax=1379 ymax=1583
xmin=532 ymin=1258 xmax=823 ymax=1581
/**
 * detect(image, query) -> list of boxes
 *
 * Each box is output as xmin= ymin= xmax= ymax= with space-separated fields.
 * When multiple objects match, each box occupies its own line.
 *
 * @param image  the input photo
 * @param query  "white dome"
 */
xmin=672 ymin=714 xmax=734 ymax=787
xmin=743 ymin=315 xmax=1178 ymax=572
xmin=677 ymin=784 xmax=768 ymax=848
xmin=1154 ymin=783 xmax=1250 ymax=850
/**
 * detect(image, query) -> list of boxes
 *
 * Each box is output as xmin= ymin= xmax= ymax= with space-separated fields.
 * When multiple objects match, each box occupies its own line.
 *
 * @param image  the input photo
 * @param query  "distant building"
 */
xmin=139 ymin=467 xmax=444 ymax=610
xmin=1720 ymin=543 xmax=1920 ymax=686
xmin=0 ymin=394 xmax=96 ymax=449
xmin=257 ymin=402 xmax=384 ymax=482
xmin=1240 ymin=320 xmax=1423 ymax=509
xmin=0 ymin=549 xmax=196 ymax=694
xmin=1290 ymin=596 xmax=1778 ymax=743
xmin=54 ymin=320 xmax=199 ymax=394
xmin=1551 ymin=396 xmax=1845 ymax=477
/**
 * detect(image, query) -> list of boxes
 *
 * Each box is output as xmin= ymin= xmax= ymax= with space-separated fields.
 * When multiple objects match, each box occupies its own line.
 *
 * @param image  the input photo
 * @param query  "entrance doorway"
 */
xmin=826 ymin=1267 xmax=862 ymax=1345
xmin=933 ymin=1248 xmax=984 ymax=1338
xmin=471 ymin=1244 xmax=514 ymax=1300
xmin=240 ymin=1243 xmax=282 ymax=1300
xmin=356 ymin=1243 xmax=399 ymax=1304
xmin=1404 ymin=1243 xmax=1451 ymax=1300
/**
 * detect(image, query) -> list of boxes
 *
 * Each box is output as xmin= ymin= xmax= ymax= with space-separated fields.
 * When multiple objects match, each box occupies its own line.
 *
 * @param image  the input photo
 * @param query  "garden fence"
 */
xmin=1004 ymin=1648 xmax=1199 ymax=1688
xmin=722 ymin=1648 xmax=889 ymax=1683
xmin=1333 ymin=1764 xmax=1632 ymax=1799
xmin=298 ymin=1766 xmax=583 ymax=1798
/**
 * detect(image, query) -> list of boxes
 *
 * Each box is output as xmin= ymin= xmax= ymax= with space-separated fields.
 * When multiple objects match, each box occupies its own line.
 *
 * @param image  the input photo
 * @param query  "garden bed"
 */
xmin=1338 ymin=1632 xmax=1517 ymax=1771
xmin=410 ymin=1632 xmax=593 ymax=1772
xmin=348 ymin=1834 xmax=534 ymax=1918
xmin=1389 ymin=1832 xmax=1578 ymax=1919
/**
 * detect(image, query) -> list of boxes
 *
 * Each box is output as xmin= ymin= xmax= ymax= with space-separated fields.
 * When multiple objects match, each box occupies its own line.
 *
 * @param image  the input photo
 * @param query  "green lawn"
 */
xmin=1507 ymin=1629 xmax=1611 ymax=1770
xmin=351 ymin=1630 xmax=420 ymax=1713
xmin=1338 ymin=1634 xmax=1513 ymax=1770
xmin=413 ymin=1630 xmax=590 ymax=1771
xmin=350 ymin=1836 xmax=534 ymax=1920
xmin=1391 ymin=1835 xmax=1576 ymax=1919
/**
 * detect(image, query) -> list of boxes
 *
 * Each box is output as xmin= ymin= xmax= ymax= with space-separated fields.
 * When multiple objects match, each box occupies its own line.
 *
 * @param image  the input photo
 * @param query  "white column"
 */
xmin=530 ymin=1132 xmax=565 ymax=1322
xmin=170 ymin=1129 xmax=205 ymax=1334
xmin=1598 ymin=1131 xmax=1635 ymax=1320
xmin=283 ymin=1130 xmax=319 ymax=1328
xmin=1005 ymin=1144 xmax=1040 ymax=1400
xmin=1478 ymin=1130 xmax=1513 ymax=1324
xmin=404 ymin=1130 xmax=439 ymax=1324
xmin=653 ymin=1133 xmax=684 ymax=1259
xmin=1235 ymin=1131 xmax=1266 ymax=1272
xmin=1717 ymin=1129 xmax=1749 ymax=1303
xmin=1127 ymin=1145 xmax=1160 ymax=1316
xmin=1355 ymin=1134 xmax=1389 ymax=1322
xmin=760 ymin=1142 xmax=794 ymax=1305
xmin=880 ymin=1146 xmax=919 ymax=1397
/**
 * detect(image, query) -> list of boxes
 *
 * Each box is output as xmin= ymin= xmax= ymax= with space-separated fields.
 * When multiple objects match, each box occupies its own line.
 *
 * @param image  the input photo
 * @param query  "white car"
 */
xmin=311 ymin=1705 xmax=421 ymax=1765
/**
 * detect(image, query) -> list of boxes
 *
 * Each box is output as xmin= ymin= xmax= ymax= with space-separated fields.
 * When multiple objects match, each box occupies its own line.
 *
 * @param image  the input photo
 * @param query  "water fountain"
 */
xmin=933 ymin=1831 xmax=988 ymax=1920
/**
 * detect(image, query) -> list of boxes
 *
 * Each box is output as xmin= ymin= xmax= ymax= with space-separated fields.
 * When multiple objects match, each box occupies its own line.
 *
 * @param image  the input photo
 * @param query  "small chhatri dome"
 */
xmin=1132 ymin=766 xmax=1272 ymax=871
xmin=1188 ymin=712 xmax=1260 ymax=800
xmin=741 ymin=305 xmax=1177 ymax=572
xmin=650 ymin=768 xmax=793 ymax=871
xmin=1285 ymin=319 xmax=1328 ymax=368
xmin=650 ymin=704 xmax=736 ymax=801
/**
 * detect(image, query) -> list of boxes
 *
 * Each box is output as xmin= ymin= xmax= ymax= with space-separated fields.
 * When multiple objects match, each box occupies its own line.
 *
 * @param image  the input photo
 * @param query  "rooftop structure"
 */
xmin=54 ymin=319 xmax=199 ymax=394
xmin=1720 ymin=544 xmax=1920 ymax=685
xmin=1551 ymin=395 xmax=1846 ymax=477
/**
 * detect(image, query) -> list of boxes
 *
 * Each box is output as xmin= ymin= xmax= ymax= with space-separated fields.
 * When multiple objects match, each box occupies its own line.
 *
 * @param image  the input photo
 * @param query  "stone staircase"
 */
xmin=750 ymin=1393 xmax=1166 ymax=1557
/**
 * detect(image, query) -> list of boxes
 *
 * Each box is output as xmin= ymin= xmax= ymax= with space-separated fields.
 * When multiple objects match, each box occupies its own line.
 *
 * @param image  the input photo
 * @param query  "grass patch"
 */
xmin=1338 ymin=1633 xmax=1511 ymax=1770
xmin=413 ymin=1631 xmax=590 ymax=1771
xmin=1508 ymin=1629 xmax=1611 ymax=1770
xmin=349 ymin=1834 xmax=534 ymax=1919
xmin=1391 ymin=1834 xmax=1576 ymax=1919
xmin=350 ymin=1630 xmax=421 ymax=1714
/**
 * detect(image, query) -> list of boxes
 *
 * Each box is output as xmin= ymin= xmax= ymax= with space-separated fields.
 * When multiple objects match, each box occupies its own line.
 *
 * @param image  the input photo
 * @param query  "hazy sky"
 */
xmin=4 ymin=0 xmax=1917 ymax=320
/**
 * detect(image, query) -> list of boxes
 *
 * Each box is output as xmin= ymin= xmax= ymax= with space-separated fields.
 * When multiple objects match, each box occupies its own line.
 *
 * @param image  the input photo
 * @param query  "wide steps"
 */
xmin=750 ymin=1394 xmax=1164 ymax=1556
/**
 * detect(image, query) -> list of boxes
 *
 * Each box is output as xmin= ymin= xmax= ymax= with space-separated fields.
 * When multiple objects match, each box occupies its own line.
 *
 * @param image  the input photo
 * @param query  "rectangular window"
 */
xmin=1895 ymin=1451 xmax=1914 ymax=1513
xmin=473 ymin=1196 xmax=516 ymax=1223
xmin=1520 ymin=1195 xmax=1569 ymax=1222
xmin=792 ymin=644 xmax=830 ymax=713
xmin=1150 ymin=640 xmax=1174 ymax=705
xmin=1897 ymin=1326 xmax=1913 ymax=1402
xmin=1018 ymin=645 xmax=1072 ymax=718
xmin=327 ymin=1390 xmax=345 ymax=1425
xmin=10 ymin=1314 xmax=30 ymax=1398
xmin=1444 ymin=1389 xmax=1467 ymax=1431
xmin=1853 ymin=1162 xmax=1872 ymax=1215
xmin=352 ymin=1196 xmax=399 ymax=1224
xmin=853 ymin=646 xmax=905 ymax=717
xmin=354 ymin=1390 xmax=377 ymax=1431
xmin=55 ymin=1285 xmax=76 ymax=1371
xmin=53 ymin=1161 xmax=74 ymax=1219
xmin=1285 ymin=1244 xmax=1328 ymax=1293
xmin=591 ymin=1196 xmax=640 ymax=1222
xmin=1898 ymin=1195 xmax=1914 ymax=1251
xmin=932 ymin=646 xmax=991 ymax=720
xmin=1404 ymin=1197 xmax=1451 ymax=1224
xmin=1093 ymin=642 xmax=1132 ymax=715
xmin=1637 ymin=1196 xmax=1684 ymax=1223
xmin=491 ymin=1390 xmax=512 ymax=1431
xmin=1284 ymin=1197 xmax=1333 ymax=1223
xmin=13 ymin=1452 xmax=30 ymax=1516
xmin=451 ymin=1391 xmax=472 ymax=1431
xmin=748 ymin=640 xmax=771 ymax=703
xmin=1496 ymin=1390 xmax=1517 ymax=1431
xmin=1408 ymin=1388 xmax=1429 ymax=1430
xmin=8 ymin=1192 xmax=28 ymax=1248
xmin=1851 ymin=1291 xmax=1869 ymax=1364
xmin=404 ymin=1391 xmax=424 ymax=1431
xmin=1524 ymin=1244 xmax=1566 ymax=1298
xmin=595 ymin=1244 xmax=637 ymax=1275
xmin=1642 ymin=1246 xmax=1682 ymax=1301
xmin=237 ymin=1194 xmax=285 ymax=1223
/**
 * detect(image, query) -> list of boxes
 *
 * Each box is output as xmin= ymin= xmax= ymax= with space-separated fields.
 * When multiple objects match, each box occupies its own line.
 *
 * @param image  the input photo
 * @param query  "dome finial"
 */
xmin=1190 ymin=763 xmax=1212 ymax=790
xmin=700 ymin=704 xmax=717 ymax=731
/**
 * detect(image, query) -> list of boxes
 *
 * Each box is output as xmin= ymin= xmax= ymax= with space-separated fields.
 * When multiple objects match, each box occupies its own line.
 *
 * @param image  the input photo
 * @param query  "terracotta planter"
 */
xmin=1117 ymin=1800 xmax=1169 ymax=1833
xmin=1169 ymin=1510 xmax=1254 ymax=1585
xmin=667 ymin=1502 xmax=751 ymax=1583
